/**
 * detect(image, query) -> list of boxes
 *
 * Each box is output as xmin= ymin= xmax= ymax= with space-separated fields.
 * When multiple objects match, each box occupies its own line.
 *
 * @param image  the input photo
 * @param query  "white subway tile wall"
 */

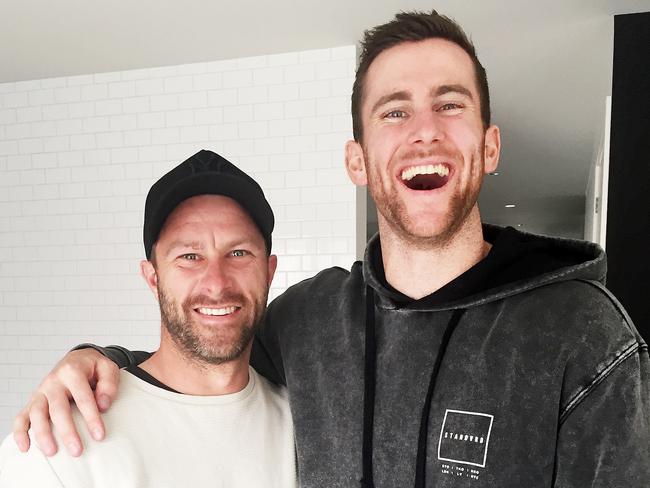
xmin=0 ymin=45 xmax=357 ymax=435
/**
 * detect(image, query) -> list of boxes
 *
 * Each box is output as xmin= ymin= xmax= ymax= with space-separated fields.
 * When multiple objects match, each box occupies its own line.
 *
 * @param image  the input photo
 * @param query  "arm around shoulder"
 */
xmin=71 ymin=344 xmax=151 ymax=368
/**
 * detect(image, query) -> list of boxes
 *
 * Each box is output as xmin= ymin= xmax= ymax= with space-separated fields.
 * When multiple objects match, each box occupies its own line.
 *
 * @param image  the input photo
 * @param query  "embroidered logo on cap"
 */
xmin=437 ymin=409 xmax=494 ymax=468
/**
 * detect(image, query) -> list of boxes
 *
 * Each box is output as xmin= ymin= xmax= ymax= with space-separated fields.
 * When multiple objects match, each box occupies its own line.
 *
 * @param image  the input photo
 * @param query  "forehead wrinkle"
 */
xmin=157 ymin=194 xmax=267 ymax=256
xmin=166 ymin=239 xmax=203 ymax=250
xmin=214 ymin=229 xmax=264 ymax=250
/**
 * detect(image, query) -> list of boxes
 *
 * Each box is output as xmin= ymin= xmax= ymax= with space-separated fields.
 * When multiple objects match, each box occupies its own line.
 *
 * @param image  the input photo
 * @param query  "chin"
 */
xmin=393 ymin=211 xmax=470 ymax=247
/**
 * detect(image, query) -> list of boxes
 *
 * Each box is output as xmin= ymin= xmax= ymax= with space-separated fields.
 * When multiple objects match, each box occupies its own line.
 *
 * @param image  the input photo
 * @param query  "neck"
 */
xmin=140 ymin=331 xmax=252 ymax=396
xmin=378 ymin=207 xmax=490 ymax=299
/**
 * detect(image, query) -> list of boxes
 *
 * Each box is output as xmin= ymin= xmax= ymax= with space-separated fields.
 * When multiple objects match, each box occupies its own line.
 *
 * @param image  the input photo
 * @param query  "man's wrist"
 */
xmin=71 ymin=343 xmax=135 ymax=368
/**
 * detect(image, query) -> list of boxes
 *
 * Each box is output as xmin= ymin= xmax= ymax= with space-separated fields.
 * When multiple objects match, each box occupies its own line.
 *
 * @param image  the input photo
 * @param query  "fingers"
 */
xmin=10 ymin=348 xmax=115 ymax=457
xmin=93 ymin=357 xmax=120 ymax=413
xmin=27 ymin=394 xmax=59 ymax=457
xmin=66 ymin=371 xmax=106 ymax=443
xmin=12 ymin=408 xmax=32 ymax=452
xmin=45 ymin=381 xmax=86 ymax=457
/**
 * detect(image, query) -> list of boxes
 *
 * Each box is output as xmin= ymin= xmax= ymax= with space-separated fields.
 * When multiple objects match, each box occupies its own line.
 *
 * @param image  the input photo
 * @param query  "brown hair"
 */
xmin=351 ymin=10 xmax=491 ymax=142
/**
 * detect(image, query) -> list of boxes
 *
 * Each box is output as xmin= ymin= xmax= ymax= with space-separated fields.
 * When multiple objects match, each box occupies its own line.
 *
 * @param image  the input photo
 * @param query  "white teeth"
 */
xmin=197 ymin=306 xmax=237 ymax=316
xmin=401 ymin=164 xmax=449 ymax=181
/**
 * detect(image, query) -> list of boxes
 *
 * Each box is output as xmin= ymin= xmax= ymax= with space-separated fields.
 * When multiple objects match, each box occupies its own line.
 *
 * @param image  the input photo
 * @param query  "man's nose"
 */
xmin=408 ymin=109 xmax=444 ymax=145
xmin=199 ymin=259 xmax=232 ymax=294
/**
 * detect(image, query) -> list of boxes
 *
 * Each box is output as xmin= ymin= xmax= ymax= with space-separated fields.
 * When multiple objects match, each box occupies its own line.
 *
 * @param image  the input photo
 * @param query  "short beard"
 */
xmin=158 ymin=286 xmax=266 ymax=367
xmin=364 ymin=143 xmax=484 ymax=250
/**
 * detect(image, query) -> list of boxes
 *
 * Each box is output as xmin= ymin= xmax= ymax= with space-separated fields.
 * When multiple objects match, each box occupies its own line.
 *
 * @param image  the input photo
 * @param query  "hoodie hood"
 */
xmin=363 ymin=224 xmax=607 ymax=311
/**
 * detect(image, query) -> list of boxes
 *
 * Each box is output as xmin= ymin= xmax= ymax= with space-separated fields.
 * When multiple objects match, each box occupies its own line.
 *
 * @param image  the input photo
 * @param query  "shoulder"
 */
xmin=251 ymin=367 xmax=289 ymax=404
xmin=514 ymin=278 xmax=642 ymax=346
xmin=249 ymin=368 xmax=293 ymax=424
xmin=262 ymin=263 xmax=363 ymax=346
xmin=0 ymin=380 xmax=137 ymax=487
xmin=268 ymin=262 xmax=362 ymax=314
xmin=488 ymin=277 xmax=646 ymax=412
xmin=0 ymin=406 xmax=140 ymax=488
xmin=49 ymin=375 xmax=162 ymax=486
xmin=528 ymin=279 xmax=648 ymax=417
xmin=280 ymin=264 xmax=358 ymax=297
xmin=0 ymin=434 xmax=64 ymax=486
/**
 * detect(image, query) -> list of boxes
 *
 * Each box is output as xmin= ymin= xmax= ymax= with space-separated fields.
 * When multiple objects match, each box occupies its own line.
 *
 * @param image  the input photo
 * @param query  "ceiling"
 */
xmin=2 ymin=0 xmax=649 ymax=238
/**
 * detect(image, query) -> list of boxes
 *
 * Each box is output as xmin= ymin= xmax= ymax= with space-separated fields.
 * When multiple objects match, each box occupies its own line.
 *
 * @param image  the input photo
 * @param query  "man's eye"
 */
xmin=181 ymin=253 xmax=199 ymax=261
xmin=438 ymin=103 xmax=462 ymax=111
xmin=384 ymin=110 xmax=407 ymax=119
xmin=231 ymin=250 xmax=247 ymax=257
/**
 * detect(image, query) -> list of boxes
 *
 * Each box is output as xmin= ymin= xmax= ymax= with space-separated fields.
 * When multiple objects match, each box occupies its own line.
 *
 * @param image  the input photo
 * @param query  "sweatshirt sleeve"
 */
xmin=0 ymin=435 xmax=65 ymax=488
xmin=554 ymin=347 xmax=650 ymax=487
xmin=71 ymin=344 xmax=151 ymax=368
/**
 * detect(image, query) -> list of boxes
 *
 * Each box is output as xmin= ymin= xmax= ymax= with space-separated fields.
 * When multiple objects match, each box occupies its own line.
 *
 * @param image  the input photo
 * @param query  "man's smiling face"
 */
xmin=346 ymin=38 xmax=500 ymax=247
xmin=142 ymin=195 xmax=276 ymax=365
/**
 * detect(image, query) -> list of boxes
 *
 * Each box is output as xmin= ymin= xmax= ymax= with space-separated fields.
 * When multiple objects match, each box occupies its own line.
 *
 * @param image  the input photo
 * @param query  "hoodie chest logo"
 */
xmin=438 ymin=409 xmax=494 ymax=473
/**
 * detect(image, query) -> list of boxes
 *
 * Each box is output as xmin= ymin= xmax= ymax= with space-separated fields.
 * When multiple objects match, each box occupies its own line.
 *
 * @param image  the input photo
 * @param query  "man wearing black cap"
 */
xmin=0 ymin=150 xmax=296 ymax=487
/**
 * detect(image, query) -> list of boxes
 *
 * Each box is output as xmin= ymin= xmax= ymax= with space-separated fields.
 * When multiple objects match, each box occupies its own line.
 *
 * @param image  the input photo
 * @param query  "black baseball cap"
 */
xmin=143 ymin=149 xmax=274 ymax=259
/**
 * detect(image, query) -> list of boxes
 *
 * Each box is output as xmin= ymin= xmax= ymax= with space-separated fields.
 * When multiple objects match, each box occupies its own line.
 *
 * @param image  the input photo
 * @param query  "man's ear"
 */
xmin=345 ymin=140 xmax=368 ymax=186
xmin=267 ymin=254 xmax=278 ymax=288
xmin=483 ymin=125 xmax=501 ymax=174
xmin=140 ymin=260 xmax=159 ymax=301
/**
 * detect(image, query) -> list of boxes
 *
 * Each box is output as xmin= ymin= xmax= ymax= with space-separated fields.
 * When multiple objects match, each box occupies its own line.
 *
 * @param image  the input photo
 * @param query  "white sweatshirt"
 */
xmin=0 ymin=367 xmax=296 ymax=488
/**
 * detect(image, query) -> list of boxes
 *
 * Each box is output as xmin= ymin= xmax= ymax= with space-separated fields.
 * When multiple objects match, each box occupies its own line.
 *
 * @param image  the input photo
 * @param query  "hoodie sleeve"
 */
xmin=554 ymin=346 xmax=650 ymax=487
xmin=71 ymin=344 xmax=151 ymax=368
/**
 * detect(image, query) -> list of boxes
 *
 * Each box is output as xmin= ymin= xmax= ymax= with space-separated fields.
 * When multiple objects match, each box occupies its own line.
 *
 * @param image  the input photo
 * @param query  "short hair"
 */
xmin=351 ymin=10 xmax=491 ymax=142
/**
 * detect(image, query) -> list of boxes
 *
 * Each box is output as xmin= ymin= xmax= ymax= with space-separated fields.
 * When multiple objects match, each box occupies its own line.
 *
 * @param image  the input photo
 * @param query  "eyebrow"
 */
xmin=164 ymin=240 xmax=203 ymax=256
xmin=370 ymin=90 xmax=411 ymax=115
xmin=369 ymin=84 xmax=474 ymax=115
xmin=433 ymin=84 xmax=474 ymax=99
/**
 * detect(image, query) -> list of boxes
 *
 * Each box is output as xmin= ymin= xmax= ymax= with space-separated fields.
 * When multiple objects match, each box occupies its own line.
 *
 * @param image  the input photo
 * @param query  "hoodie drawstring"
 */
xmin=361 ymin=285 xmax=465 ymax=488
xmin=361 ymin=286 xmax=377 ymax=488
xmin=413 ymin=307 xmax=464 ymax=488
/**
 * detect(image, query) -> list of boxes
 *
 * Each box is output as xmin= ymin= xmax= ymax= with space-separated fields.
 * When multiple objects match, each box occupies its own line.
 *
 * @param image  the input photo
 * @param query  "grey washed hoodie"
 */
xmin=252 ymin=225 xmax=650 ymax=487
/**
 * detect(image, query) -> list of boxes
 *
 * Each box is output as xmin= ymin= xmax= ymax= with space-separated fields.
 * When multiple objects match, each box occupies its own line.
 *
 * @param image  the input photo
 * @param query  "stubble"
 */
xmin=364 ymin=140 xmax=485 ymax=250
xmin=157 ymin=284 xmax=267 ymax=366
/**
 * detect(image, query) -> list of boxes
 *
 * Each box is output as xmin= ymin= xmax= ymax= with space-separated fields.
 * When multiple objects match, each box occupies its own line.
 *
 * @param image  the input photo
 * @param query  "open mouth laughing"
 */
xmin=400 ymin=163 xmax=450 ymax=191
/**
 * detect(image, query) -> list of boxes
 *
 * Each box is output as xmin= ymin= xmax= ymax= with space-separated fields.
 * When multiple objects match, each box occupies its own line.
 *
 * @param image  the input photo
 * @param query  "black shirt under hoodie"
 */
xmin=93 ymin=225 xmax=650 ymax=487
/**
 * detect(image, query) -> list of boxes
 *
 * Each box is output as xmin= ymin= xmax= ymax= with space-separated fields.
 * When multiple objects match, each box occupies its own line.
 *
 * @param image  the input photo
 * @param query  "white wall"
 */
xmin=584 ymin=96 xmax=611 ymax=247
xmin=0 ymin=46 xmax=357 ymax=436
